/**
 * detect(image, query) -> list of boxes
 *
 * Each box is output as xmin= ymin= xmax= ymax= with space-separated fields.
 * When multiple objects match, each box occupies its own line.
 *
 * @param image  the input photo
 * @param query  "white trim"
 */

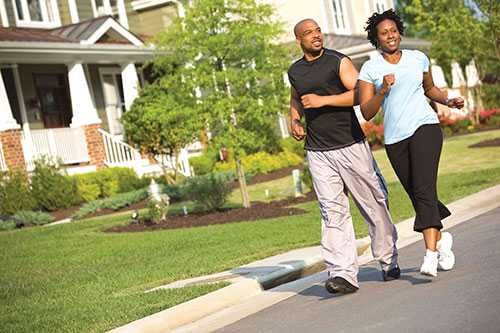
xmin=131 ymin=0 xmax=185 ymax=17
xmin=0 ymin=0 xmax=9 ymax=27
xmin=330 ymin=0 xmax=351 ymax=35
xmin=0 ymin=41 xmax=155 ymax=64
xmin=99 ymin=67 xmax=124 ymax=135
xmin=121 ymin=62 xmax=140 ymax=111
xmin=320 ymin=0 xmax=333 ymax=34
xmin=91 ymin=0 xmax=113 ymax=17
xmin=0 ymin=67 xmax=20 ymax=131
xmin=11 ymin=0 xmax=61 ymax=28
xmin=11 ymin=65 xmax=29 ymax=133
xmin=68 ymin=0 xmax=79 ymax=23
xmin=90 ymin=0 xmax=98 ymax=18
xmin=116 ymin=0 xmax=129 ymax=29
xmin=68 ymin=63 xmax=102 ymax=127
xmin=81 ymin=18 xmax=144 ymax=46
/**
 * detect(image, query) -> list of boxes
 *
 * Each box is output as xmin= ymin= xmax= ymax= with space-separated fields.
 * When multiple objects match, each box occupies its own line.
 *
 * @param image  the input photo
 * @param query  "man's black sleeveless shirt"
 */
xmin=287 ymin=48 xmax=365 ymax=151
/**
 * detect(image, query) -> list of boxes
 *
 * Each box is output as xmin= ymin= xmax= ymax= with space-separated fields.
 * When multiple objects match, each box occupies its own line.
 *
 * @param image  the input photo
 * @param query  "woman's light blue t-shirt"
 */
xmin=358 ymin=49 xmax=439 ymax=145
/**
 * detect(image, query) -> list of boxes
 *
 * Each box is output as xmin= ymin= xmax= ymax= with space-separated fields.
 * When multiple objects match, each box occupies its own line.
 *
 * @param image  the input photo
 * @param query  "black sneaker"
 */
xmin=325 ymin=276 xmax=359 ymax=294
xmin=382 ymin=265 xmax=401 ymax=281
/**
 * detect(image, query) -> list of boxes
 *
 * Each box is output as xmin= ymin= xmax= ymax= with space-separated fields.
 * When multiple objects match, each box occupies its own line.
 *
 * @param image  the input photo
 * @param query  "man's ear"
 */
xmin=295 ymin=37 xmax=301 ymax=45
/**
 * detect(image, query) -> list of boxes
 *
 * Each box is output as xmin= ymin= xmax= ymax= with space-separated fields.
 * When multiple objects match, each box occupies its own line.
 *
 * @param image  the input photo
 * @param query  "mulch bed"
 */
xmin=104 ymin=191 xmax=317 ymax=233
xmin=468 ymin=137 xmax=500 ymax=148
xmin=49 ymin=164 xmax=311 ymax=222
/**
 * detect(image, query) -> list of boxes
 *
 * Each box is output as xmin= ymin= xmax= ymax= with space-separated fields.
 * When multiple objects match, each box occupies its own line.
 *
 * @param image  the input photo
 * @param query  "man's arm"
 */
xmin=290 ymin=86 xmax=305 ymax=141
xmin=300 ymin=57 xmax=358 ymax=109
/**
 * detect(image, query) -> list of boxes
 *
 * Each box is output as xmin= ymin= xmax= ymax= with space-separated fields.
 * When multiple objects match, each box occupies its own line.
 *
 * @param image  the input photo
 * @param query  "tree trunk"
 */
xmin=235 ymin=157 xmax=250 ymax=208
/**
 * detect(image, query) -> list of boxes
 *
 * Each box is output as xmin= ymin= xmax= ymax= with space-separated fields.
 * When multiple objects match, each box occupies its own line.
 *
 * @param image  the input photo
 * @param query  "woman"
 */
xmin=358 ymin=9 xmax=464 ymax=277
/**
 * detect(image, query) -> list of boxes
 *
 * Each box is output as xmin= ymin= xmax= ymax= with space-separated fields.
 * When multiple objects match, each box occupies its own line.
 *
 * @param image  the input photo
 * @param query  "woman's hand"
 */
xmin=379 ymin=73 xmax=395 ymax=95
xmin=446 ymin=97 xmax=465 ymax=109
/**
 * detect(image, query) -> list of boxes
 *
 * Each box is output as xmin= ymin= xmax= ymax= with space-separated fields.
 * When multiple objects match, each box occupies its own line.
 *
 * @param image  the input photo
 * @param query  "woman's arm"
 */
xmin=423 ymin=71 xmax=464 ymax=109
xmin=358 ymin=74 xmax=394 ymax=121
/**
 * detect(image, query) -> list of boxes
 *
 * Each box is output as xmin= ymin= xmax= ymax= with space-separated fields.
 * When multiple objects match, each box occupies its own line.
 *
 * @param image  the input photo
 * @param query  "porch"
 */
xmin=0 ymin=17 xmax=195 ymax=176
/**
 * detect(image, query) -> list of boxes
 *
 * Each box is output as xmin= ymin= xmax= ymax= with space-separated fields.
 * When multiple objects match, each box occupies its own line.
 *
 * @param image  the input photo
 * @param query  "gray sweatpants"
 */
xmin=307 ymin=140 xmax=398 ymax=288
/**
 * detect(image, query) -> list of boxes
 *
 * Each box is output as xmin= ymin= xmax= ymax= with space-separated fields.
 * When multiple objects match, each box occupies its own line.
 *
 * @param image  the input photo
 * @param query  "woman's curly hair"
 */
xmin=365 ymin=9 xmax=405 ymax=48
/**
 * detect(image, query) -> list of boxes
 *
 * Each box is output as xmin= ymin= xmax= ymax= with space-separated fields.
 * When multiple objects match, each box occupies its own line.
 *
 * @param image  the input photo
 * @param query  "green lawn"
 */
xmin=1 ymin=130 xmax=500 ymax=333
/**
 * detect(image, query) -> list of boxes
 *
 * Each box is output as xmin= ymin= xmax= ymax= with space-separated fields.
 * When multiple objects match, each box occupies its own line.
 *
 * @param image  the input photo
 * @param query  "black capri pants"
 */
xmin=385 ymin=124 xmax=451 ymax=232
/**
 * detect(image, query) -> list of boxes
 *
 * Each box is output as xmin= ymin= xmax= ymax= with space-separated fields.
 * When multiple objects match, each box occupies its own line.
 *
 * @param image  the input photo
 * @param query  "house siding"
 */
xmin=127 ymin=4 xmax=178 ymax=37
xmin=58 ymin=0 xmax=72 ymax=25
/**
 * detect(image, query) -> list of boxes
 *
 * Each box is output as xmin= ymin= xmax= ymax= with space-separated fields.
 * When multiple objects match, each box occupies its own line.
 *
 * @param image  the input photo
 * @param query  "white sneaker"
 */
xmin=437 ymin=232 xmax=455 ymax=270
xmin=420 ymin=249 xmax=438 ymax=277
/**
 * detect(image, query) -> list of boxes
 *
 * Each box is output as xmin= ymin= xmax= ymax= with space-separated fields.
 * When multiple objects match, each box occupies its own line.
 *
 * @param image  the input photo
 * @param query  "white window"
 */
xmin=373 ymin=0 xmax=387 ymax=13
xmin=91 ymin=0 xmax=115 ymax=17
xmin=331 ymin=0 xmax=349 ymax=34
xmin=12 ymin=0 xmax=60 ymax=28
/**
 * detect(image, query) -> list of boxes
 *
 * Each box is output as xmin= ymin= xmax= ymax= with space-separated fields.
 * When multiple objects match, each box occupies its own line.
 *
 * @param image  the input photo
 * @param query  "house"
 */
xmin=0 ymin=1 xmax=479 ymax=175
xmin=0 ymin=0 xmax=197 ymax=176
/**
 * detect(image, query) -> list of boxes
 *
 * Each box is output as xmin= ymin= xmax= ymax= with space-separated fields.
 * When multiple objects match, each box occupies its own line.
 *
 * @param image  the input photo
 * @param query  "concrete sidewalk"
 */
xmin=107 ymin=184 xmax=500 ymax=333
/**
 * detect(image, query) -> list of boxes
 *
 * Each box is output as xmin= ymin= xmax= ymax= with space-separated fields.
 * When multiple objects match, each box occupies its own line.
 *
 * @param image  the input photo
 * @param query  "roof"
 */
xmin=323 ymin=34 xmax=369 ymax=50
xmin=0 ymin=16 xmax=143 ymax=45
xmin=322 ymin=33 xmax=431 ymax=59
xmin=323 ymin=33 xmax=431 ymax=50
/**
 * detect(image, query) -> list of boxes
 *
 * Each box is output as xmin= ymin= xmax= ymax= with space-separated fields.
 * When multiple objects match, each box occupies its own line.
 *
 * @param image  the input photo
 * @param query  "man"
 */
xmin=288 ymin=19 xmax=399 ymax=294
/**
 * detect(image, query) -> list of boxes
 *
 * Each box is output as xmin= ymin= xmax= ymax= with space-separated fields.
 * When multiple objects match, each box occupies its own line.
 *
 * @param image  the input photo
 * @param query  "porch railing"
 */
xmin=0 ymin=141 xmax=7 ymax=171
xmin=22 ymin=128 xmax=90 ymax=171
xmin=98 ymin=129 xmax=142 ymax=166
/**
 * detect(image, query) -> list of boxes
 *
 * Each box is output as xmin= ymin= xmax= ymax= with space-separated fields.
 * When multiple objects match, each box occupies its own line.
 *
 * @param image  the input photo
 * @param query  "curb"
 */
xmin=106 ymin=238 xmax=370 ymax=333
xmin=107 ymin=184 xmax=500 ymax=333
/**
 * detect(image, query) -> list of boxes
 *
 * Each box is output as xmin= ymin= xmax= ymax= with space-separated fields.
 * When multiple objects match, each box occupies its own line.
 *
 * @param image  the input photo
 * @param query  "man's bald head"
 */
xmin=294 ymin=19 xmax=318 ymax=37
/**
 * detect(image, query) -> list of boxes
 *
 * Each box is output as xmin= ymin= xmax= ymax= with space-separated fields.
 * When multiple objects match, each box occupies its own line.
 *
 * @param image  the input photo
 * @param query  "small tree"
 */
xmin=151 ymin=0 xmax=290 ymax=207
xmin=121 ymin=82 xmax=201 ymax=181
xmin=405 ymin=0 xmax=499 ymax=122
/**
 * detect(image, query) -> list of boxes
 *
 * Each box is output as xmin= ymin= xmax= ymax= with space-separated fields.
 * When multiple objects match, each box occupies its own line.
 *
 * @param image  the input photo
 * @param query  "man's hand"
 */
xmin=301 ymin=94 xmax=325 ymax=109
xmin=291 ymin=119 xmax=306 ymax=141
xmin=380 ymin=73 xmax=395 ymax=95
xmin=446 ymin=97 xmax=465 ymax=109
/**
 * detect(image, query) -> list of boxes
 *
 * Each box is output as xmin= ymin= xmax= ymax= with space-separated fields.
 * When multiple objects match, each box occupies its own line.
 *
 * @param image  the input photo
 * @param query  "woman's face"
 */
xmin=376 ymin=19 xmax=401 ymax=53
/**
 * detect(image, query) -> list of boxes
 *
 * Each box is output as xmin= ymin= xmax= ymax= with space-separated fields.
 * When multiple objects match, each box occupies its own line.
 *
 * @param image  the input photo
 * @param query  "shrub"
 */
xmin=76 ymin=181 xmax=101 ymax=203
xmin=280 ymin=137 xmax=305 ymax=158
xmin=71 ymin=188 xmax=149 ymax=220
xmin=31 ymin=159 xmax=78 ymax=211
xmin=0 ymin=220 xmax=17 ymax=231
xmin=479 ymin=84 xmax=500 ymax=110
xmin=361 ymin=121 xmax=384 ymax=148
xmin=189 ymin=154 xmax=216 ymax=175
xmin=213 ymin=150 xmax=303 ymax=175
xmin=185 ymin=173 xmax=233 ymax=211
xmin=0 ymin=170 xmax=37 ymax=215
xmin=72 ymin=168 xmax=145 ymax=202
xmin=301 ymin=165 xmax=313 ymax=190
xmin=14 ymin=211 xmax=54 ymax=226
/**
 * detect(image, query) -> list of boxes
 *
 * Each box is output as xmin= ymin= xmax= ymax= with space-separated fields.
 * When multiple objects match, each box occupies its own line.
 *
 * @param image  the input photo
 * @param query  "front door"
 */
xmin=34 ymin=74 xmax=72 ymax=128
xmin=100 ymin=70 xmax=125 ymax=136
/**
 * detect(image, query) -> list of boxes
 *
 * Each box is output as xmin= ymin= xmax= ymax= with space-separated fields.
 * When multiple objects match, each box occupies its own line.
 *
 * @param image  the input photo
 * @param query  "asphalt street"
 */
xmin=218 ymin=207 xmax=500 ymax=333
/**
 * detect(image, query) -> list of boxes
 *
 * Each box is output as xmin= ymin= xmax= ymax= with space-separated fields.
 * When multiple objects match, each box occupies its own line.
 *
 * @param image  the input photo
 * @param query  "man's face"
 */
xmin=296 ymin=20 xmax=323 ymax=53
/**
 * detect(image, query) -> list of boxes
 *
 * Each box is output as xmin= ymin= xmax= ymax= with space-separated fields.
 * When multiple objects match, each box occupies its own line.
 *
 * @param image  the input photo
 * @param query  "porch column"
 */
xmin=0 ymin=70 xmax=19 ymax=132
xmin=67 ymin=63 xmax=106 ymax=169
xmin=121 ymin=63 xmax=140 ymax=111
xmin=0 ymin=69 xmax=25 ymax=171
